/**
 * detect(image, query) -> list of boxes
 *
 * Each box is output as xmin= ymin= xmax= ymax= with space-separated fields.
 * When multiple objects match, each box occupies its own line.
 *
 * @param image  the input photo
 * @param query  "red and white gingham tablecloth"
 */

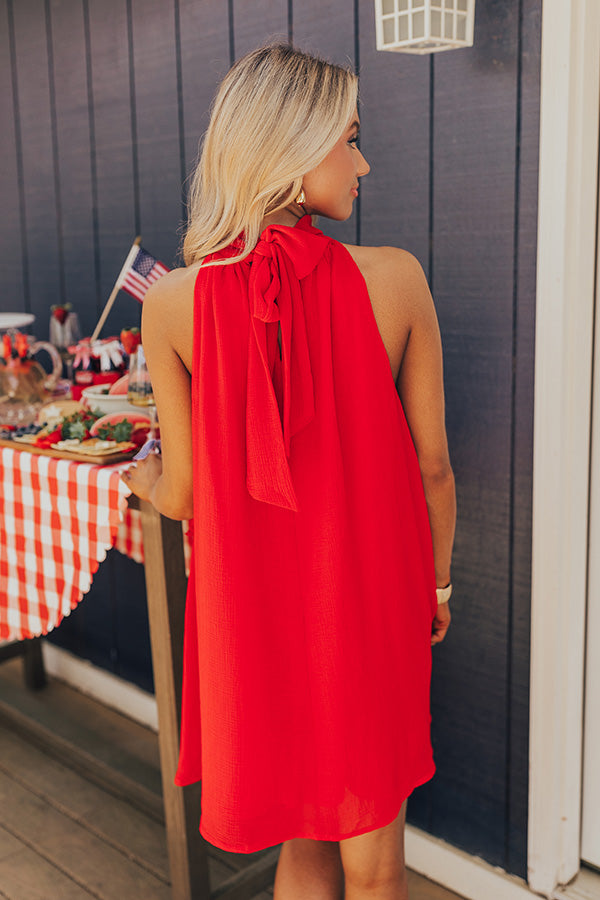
xmin=113 ymin=506 xmax=191 ymax=575
xmin=0 ymin=446 xmax=191 ymax=642
xmin=0 ymin=446 xmax=133 ymax=641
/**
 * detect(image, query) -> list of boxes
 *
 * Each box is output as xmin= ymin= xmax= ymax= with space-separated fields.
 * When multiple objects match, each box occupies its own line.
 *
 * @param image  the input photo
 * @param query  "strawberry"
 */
xmin=130 ymin=423 xmax=151 ymax=447
xmin=120 ymin=326 xmax=141 ymax=356
xmin=34 ymin=426 xmax=63 ymax=449
xmin=51 ymin=303 xmax=72 ymax=324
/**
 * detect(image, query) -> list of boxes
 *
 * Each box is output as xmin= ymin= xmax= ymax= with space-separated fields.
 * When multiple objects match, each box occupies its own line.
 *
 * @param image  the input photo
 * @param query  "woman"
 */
xmin=123 ymin=43 xmax=455 ymax=900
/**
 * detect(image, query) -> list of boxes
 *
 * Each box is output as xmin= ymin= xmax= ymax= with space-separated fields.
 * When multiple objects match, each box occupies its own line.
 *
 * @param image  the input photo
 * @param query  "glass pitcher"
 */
xmin=0 ymin=332 xmax=64 ymax=426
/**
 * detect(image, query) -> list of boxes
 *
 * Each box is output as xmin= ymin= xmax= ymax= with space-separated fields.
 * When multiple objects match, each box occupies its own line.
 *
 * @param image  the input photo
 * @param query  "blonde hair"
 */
xmin=182 ymin=43 xmax=358 ymax=267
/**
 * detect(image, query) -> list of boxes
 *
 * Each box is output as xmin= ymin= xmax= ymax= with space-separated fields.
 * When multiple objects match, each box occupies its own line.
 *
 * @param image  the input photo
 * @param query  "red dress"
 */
xmin=175 ymin=214 xmax=438 ymax=853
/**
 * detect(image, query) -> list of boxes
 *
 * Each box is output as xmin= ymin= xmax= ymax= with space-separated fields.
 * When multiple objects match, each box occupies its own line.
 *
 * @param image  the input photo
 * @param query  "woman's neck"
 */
xmin=260 ymin=205 xmax=305 ymax=231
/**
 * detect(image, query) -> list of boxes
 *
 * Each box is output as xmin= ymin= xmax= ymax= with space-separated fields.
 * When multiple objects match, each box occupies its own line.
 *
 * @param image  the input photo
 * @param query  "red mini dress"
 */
xmin=175 ymin=214 xmax=438 ymax=853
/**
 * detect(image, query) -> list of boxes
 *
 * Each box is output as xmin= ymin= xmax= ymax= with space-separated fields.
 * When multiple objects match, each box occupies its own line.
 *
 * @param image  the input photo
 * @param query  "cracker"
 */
xmin=51 ymin=438 xmax=136 ymax=456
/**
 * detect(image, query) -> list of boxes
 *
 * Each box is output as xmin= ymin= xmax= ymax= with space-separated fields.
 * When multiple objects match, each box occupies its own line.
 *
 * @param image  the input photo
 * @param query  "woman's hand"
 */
xmin=431 ymin=602 xmax=451 ymax=646
xmin=120 ymin=453 xmax=163 ymax=503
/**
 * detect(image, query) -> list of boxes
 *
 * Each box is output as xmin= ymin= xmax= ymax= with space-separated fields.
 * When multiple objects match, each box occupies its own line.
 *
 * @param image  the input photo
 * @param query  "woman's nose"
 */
xmin=357 ymin=149 xmax=370 ymax=177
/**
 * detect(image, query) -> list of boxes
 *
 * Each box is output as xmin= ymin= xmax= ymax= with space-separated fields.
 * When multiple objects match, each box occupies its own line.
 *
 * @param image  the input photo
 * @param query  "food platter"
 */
xmin=0 ymin=313 xmax=35 ymax=331
xmin=0 ymin=401 xmax=146 ymax=465
xmin=0 ymin=435 xmax=137 ymax=465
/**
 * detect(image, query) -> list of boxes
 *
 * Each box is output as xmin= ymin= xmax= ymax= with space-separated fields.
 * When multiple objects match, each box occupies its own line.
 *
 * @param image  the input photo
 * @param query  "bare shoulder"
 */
xmin=344 ymin=244 xmax=433 ymax=328
xmin=142 ymin=265 xmax=198 ymax=316
xmin=141 ymin=265 xmax=200 ymax=370
xmin=342 ymin=242 xmax=416 ymax=271
xmin=341 ymin=243 xmax=431 ymax=316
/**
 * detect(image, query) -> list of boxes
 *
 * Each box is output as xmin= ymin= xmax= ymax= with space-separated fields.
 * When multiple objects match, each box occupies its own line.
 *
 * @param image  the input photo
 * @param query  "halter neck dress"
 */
xmin=174 ymin=214 xmax=438 ymax=853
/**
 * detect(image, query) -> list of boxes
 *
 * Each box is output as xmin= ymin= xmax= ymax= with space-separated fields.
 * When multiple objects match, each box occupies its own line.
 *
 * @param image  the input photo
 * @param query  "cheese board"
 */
xmin=0 ymin=436 xmax=137 ymax=466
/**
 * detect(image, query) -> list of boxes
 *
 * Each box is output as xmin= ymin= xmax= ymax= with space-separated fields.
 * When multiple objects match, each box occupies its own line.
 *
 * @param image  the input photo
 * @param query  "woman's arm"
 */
xmin=392 ymin=252 xmax=456 ymax=643
xmin=121 ymin=270 xmax=195 ymax=520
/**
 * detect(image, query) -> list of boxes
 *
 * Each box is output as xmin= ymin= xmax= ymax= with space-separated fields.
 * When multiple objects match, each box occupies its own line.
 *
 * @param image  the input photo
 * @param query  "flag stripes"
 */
xmin=119 ymin=247 xmax=170 ymax=302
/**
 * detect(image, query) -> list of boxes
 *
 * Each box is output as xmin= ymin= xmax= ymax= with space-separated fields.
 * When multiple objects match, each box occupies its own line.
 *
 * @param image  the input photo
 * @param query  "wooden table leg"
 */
xmin=136 ymin=498 xmax=211 ymax=900
xmin=0 ymin=637 xmax=46 ymax=690
xmin=23 ymin=637 xmax=47 ymax=690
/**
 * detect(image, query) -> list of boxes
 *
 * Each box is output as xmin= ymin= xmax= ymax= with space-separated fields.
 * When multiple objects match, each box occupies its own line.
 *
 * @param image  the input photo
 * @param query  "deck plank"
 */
xmin=407 ymin=869 xmax=466 ymax=900
xmin=0 ymin=824 xmax=98 ymax=899
xmin=0 ymin=769 xmax=171 ymax=899
xmin=0 ymin=658 xmax=161 ymax=793
xmin=0 ymin=728 xmax=169 ymax=880
xmin=0 ymin=724 xmax=272 ymax=900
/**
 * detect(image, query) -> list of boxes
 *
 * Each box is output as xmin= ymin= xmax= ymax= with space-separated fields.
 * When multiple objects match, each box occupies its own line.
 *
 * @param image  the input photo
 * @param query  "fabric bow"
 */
xmin=244 ymin=218 xmax=329 ymax=511
xmin=69 ymin=339 xmax=92 ymax=370
xmin=95 ymin=340 xmax=124 ymax=371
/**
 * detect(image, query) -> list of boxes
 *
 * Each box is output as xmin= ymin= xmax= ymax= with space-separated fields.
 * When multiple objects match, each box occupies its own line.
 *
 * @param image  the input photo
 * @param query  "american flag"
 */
xmin=118 ymin=245 xmax=170 ymax=302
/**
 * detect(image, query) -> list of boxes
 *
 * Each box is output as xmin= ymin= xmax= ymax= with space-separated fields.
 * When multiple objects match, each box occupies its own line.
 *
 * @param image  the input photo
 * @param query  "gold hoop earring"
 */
xmin=295 ymin=188 xmax=306 ymax=206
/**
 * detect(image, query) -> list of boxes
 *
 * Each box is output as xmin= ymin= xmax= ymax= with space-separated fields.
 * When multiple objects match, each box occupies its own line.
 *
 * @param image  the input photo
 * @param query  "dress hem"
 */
xmin=197 ymin=761 xmax=436 ymax=854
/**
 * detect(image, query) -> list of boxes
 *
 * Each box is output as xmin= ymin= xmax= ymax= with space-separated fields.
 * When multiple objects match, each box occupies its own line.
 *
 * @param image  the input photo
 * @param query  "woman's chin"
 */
xmin=307 ymin=199 xmax=355 ymax=222
xmin=322 ymin=207 xmax=354 ymax=222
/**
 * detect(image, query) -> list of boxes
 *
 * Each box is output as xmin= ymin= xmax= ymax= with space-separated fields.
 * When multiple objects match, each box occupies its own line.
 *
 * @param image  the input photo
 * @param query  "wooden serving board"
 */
xmin=0 ymin=437 xmax=136 ymax=466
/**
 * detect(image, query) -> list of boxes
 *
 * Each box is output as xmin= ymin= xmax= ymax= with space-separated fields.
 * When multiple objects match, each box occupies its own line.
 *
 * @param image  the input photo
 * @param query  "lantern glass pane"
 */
xmin=431 ymin=8 xmax=442 ymax=36
xmin=382 ymin=0 xmax=395 ymax=14
xmin=430 ymin=0 xmax=443 ymax=7
xmin=444 ymin=0 xmax=455 ymax=7
xmin=398 ymin=13 xmax=409 ymax=39
xmin=457 ymin=0 xmax=468 ymax=9
xmin=444 ymin=11 xmax=454 ymax=37
xmin=456 ymin=14 xmax=467 ymax=39
xmin=412 ymin=9 xmax=425 ymax=38
xmin=397 ymin=0 xmax=409 ymax=10
xmin=382 ymin=15 xmax=396 ymax=43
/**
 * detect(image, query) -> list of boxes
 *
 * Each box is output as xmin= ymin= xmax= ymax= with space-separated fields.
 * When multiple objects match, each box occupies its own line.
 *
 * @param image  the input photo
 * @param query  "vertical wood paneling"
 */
xmin=292 ymin=0 xmax=357 ymax=246
xmin=178 ymin=0 xmax=230 ymax=196
xmin=232 ymin=0 xmax=288 ymax=61
xmin=49 ymin=0 xmax=98 ymax=339
xmin=0 ymin=0 xmax=26 ymax=313
xmin=357 ymin=2 xmax=431 ymax=272
xmin=507 ymin=0 xmax=540 ymax=876
xmin=86 ymin=0 xmax=136 ymax=327
xmin=292 ymin=0 xmax=354 ymax=65
xmin=131 ymin=0 xmax=182 ymax=267
xmin=429 ymin=0 xmax=521 ymax=867
xmin=10 ymin=0 xmax=62 ymax=328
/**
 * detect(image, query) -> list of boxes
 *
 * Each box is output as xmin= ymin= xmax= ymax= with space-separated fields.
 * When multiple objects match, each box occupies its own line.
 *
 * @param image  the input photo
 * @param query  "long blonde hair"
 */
xmin=182 ymin=44 xmax=358 ymax=267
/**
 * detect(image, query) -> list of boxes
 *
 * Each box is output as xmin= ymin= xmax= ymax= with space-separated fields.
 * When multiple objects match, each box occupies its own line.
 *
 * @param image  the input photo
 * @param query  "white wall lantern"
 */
xmin=374 ymin=0 xmax=475 ymax=54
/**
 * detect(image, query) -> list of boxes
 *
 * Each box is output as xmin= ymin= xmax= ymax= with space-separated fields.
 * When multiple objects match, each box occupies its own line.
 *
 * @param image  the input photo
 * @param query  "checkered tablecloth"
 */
xmin=0 ymin=446 xmax=192 ymax=642
xmin=114 ymin=505 xmax=145 ymax=565
xmin=113 ymin=506 xmax=191 ymax=573
xmin=0 ymin=446 xmax=132 ymax=641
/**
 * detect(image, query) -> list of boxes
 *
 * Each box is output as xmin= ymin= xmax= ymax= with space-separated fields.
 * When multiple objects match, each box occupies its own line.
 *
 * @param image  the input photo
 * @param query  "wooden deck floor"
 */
xmin=0 ymin=657 xmax=464 ymax=900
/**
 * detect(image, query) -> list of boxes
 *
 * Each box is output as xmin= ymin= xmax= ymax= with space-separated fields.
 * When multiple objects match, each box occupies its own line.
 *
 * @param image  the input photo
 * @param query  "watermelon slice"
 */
xmin=89 ymin=411 xmax=151 ymax=437
xmin=108 ymin=374 xmax=129 ymax=395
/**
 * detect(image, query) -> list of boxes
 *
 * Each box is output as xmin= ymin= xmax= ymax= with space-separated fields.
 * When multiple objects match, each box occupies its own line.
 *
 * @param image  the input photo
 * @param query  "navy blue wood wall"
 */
xmin=1 ymin=0 xmax=540 ymax=878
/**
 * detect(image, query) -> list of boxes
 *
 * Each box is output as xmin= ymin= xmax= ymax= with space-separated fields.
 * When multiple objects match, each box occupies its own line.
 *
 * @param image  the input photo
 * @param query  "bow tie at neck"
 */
xmin=235 ymin=217 xmax=330 ymax=511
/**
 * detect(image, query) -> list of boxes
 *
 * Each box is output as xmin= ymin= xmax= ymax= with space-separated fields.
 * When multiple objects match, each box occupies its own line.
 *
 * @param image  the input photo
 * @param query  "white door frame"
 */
xmin=581 ymin=159 xmax=600 ymax=865
xmin=529 ymin=0 xmax=600 ymax=895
